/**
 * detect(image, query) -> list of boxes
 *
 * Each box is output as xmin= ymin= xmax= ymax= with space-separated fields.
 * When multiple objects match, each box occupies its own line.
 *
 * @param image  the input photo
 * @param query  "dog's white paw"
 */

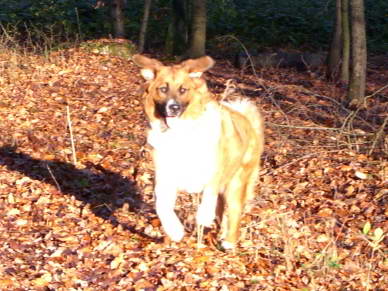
xmin=221 ymin=240 xmax=236 ymax=250
xmin=164 ymin=222 xmax=185 ymax=242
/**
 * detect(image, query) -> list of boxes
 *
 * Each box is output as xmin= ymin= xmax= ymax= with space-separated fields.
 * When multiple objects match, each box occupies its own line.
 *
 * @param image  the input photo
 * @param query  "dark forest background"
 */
xmin=0 ymin=0 xmax=386 ymax=54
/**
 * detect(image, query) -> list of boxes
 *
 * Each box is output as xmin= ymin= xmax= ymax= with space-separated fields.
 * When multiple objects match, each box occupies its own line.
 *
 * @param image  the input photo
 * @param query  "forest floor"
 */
xmin=0 ymin=40 xmax=387 ymax=290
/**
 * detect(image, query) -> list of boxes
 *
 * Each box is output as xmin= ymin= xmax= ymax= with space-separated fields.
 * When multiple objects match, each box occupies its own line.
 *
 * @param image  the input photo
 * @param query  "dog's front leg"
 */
xmin=154 ymin=182 xmax=185 ymax=242
xmin=196 ymin=186 xmax=218 ymax=228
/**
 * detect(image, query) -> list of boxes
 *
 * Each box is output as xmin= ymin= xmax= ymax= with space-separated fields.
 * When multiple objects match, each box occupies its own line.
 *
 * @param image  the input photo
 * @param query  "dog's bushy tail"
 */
xmin=223 ymin=99 xmax=264 ymax=137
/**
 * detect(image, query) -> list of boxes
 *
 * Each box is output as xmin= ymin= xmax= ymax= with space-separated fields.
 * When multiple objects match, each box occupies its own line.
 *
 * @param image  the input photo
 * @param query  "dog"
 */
xmin=133 ymin=54 xmax=264 ymax=249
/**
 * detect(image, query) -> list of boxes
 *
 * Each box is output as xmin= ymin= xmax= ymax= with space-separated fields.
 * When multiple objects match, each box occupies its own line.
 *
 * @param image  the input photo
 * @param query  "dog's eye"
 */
xmin=159 ymin=86 xmax=168 ymax=93
xmin=179 ymin=87 xmax=187 ymax=94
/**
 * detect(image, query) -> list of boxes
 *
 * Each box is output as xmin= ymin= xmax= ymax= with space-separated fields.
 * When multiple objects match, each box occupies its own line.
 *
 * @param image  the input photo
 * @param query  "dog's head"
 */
xmin=132 ymin=54 xmax=215 ymax=126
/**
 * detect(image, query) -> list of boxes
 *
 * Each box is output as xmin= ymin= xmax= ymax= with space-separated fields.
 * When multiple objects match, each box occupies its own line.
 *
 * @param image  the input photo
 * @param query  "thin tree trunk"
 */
xmin=187 ymin=0 xmax=207 ymax=58
xmin=174 ymin=0 xmax=188 ymax=55
xmin=165 ymin=22 xmax=175 ymax=55
xmin=111 ymin=0 xmax=126 ymax=38
xmin=165 ymin=0 xmax=188 ymax=56
xmin=347 ymin=0 xmax=367 ymax=107
xmin=139 ymin=0 xmax=152 ymax=53
xmin=340 ymin=0 xmax=350 ymax=83
xmin=326 ymin=0 xmax=342 ymax=80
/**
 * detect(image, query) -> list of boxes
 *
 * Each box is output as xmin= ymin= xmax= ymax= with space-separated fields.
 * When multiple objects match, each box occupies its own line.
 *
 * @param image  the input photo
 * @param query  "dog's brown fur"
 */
xmin=133 ymin=54 xmax=264 ymax=248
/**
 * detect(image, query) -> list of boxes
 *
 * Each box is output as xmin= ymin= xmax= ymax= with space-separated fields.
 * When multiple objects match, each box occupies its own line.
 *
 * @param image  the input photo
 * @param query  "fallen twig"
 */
xmin=267 ymin=122 xmax=373 ymax=136
xmin=368 ymin=115 xmax=388 ymax=155
xmin=364 ymin=83 xmax=388 ymax=99
xmin=66 ymin=105 xmax=77 ymax=166
xmin=46 ymin=163 xmax=62 ymax=193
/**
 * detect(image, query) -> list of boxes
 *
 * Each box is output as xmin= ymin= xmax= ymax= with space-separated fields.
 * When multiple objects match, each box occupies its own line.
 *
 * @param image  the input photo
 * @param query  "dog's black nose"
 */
xmin=165 ymin=100 xmax=182 ymax=117
xmin=168 ymin=103 xmax=181 ymax=113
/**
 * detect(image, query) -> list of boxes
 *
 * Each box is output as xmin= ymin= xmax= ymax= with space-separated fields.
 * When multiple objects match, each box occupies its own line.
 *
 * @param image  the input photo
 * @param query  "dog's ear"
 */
xmin=132 ymin=54 xmax=163 ymax=81
xmin=181 ymin=56 xmax=215 ymax=78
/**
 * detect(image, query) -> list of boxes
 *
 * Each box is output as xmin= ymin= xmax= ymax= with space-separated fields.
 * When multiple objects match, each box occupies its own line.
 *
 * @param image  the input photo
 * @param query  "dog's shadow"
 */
xmin=0 ymin=145 xmax=157 ymax=241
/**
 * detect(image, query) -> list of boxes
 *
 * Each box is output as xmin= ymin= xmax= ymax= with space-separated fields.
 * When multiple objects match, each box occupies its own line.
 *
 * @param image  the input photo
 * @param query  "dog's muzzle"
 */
xmin=165 ymin=99 xmax=183 ymax=117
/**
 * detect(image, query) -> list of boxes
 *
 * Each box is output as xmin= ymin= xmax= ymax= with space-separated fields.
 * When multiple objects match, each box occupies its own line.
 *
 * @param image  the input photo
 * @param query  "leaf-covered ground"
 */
xmin=0 ymin=41 xmax=387 ymax=290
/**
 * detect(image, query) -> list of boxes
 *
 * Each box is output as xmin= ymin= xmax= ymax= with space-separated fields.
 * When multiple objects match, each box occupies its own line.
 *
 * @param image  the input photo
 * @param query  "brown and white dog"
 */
xmin=133 ymin=54 xmax=264 ymax=249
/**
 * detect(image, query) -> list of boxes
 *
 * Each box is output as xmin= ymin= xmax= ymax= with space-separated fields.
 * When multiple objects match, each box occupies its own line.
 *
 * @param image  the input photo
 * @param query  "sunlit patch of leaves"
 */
xmin=0 ymin=46 xmax=387 ymax=290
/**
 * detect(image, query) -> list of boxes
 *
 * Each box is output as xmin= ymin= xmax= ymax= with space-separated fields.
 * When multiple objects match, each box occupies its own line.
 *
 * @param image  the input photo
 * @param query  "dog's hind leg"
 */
xmin=154 ymin=182 xmax=184 ymax=242
xmin=222 ymin=170 xmax=248 ymax=249
xmin=243 ymin=166 xmax=259 ymax=215
xmin=245 ymin=166 xmax=259 ymax=201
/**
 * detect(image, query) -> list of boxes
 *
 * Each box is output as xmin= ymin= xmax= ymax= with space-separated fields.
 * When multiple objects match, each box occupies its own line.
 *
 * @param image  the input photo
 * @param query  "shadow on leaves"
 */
xmin=0 ymin=145 xmax=158 ymax=241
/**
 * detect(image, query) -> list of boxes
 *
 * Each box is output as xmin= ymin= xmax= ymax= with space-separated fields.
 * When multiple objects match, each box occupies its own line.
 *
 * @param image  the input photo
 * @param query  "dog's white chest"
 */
xmin=148 ymin=105 xmax=221 ymax=193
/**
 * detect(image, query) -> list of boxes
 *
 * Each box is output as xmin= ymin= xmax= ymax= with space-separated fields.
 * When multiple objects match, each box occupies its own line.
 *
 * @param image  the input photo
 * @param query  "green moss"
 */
xmin=80 ymin=41 xmax=137 ymax=59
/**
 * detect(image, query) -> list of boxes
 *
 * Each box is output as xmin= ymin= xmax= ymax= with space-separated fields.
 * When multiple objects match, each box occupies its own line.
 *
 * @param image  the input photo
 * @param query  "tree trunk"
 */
xmin=187 ymin=0 xmax=207 ymax=58
xmin=111 ymin=0 xmax=126 ymax=38
xmin=340 ymin=0 xmax=350 ymax=83
xmin=326 ymin=0 xmax=342 ymax=80
xmin=347 ymin=0 xmax=367 ymax=107
xmin=139 ymin=0 xmax=152 ymax=53
xmin=165 ymin=0 xmax=188 ymax=56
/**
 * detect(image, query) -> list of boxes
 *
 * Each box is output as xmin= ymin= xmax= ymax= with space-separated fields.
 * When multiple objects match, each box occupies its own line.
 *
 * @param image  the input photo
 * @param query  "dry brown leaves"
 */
xmin=0 ymin=45 xmax=387 ymax=290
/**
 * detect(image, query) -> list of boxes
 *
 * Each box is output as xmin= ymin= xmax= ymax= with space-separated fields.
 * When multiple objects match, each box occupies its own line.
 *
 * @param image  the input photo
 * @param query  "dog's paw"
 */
xmin=164 ymin=222 xmax=185 ymax=242
xmin=221 ymin=240 xmax=236 ymax=250
xmin=196 ymin=206 xmax=215 ymax=227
